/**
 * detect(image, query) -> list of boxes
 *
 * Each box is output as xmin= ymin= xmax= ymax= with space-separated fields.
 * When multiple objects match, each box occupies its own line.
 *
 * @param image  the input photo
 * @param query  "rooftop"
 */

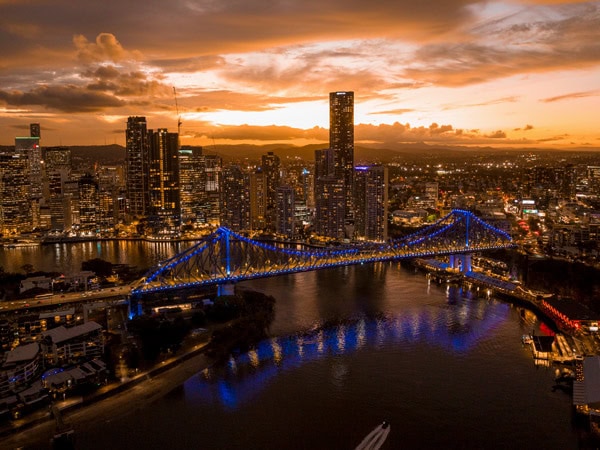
xmin=42 ymin=321 xmax=102 ymax=345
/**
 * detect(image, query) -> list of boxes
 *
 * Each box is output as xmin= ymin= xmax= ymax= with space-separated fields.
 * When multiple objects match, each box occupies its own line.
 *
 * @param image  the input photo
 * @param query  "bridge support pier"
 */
xmin=217 ymin=283 xmax=235 ymax=297
xmin=127 ymin=295 xmax=143 ymax=319
xmin=449 ymin=253 xmax=472 ymax=273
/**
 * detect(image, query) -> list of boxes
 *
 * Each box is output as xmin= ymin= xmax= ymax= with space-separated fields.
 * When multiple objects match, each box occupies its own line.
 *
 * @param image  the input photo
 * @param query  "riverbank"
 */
xmin=0 ymin=339 xmax=213 ymax=449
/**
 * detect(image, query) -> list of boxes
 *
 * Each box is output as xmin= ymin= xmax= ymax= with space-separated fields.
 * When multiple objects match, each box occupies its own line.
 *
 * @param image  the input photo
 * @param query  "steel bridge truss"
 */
xmin=132 ymin=209 xmax=514 ymax=295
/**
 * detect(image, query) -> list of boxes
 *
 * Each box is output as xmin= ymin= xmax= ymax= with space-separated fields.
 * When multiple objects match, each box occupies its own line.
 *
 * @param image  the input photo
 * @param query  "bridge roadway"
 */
xmin=0 ymin=285 xmax=131 ymax=315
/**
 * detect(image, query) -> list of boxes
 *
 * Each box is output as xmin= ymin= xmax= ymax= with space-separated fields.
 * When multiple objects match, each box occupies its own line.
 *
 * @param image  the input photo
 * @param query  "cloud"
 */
xmin=541 ymin=90 xmax=599 ymax=103
xmin=369 ymin=108 xmax=415 ymax=116
xmin=194 ymin=124 xmax=327 ymax=141
xmin=0 ymin=85 xmax=125 ymax=112
xmin=73 ymin=33 xmax=141 ymax=63
xmin=485 ymin=130 xmax=507 ymax=139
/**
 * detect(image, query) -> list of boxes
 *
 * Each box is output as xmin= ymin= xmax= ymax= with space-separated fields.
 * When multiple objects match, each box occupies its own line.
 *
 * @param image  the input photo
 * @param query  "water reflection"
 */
xmin=192 ymin=295 xmax=510 ymax=409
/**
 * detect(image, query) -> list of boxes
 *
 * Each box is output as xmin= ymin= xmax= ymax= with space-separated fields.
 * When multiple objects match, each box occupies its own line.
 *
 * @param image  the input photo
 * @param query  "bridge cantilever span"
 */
xmin=130 ymin=209 xmax=515 ymax=296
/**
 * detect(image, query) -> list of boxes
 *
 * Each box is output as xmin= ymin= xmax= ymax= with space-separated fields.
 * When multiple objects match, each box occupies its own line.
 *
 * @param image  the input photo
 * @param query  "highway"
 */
xmin=0 ymin=285 xmax=132 ymax=315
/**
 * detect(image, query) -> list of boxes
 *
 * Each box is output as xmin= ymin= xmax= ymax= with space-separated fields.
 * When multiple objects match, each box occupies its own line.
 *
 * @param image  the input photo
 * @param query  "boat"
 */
xmin=355 ymin=421 xmax=390 ymax=450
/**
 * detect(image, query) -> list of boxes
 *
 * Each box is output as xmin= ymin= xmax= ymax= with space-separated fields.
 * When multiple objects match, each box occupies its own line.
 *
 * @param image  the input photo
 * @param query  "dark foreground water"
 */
xmin=66 ymin=261 xmax=578 ymax=450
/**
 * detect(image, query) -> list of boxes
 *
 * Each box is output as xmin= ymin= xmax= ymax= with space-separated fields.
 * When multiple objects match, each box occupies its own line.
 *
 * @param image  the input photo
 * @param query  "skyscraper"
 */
xmin=276 ymin=185 xmax=295 ymax=238
xmin=220 ymin=164 xmax=250 ymax=232
xmin=15 ymin=136 xmax=42 ymax=229
xmin=30 ymin=123 xmax=40 ymax=138
xmin=147 ymin=128 xmax=180 ymax=234
xmin=44 ymin=146 xmax=71 ymax=230
xmin=0 ymin=151 xmax=31 ymax=234
xmin=179 ymin=146 xmax=204 ymax=226
xmin=249 ymin=168 xmax=267 ymax=231
xmin=78 ymin=173 xmax=99 ymax=231
xmin=354 ymin=165 xmax=388 ymax=241
xmin=261 ymin=152 xmax=280 ymax=231
xmin=125 ymin=116 xmax=148 ymax=218
xmin=329 ymin=91 xmax=354 ymax=217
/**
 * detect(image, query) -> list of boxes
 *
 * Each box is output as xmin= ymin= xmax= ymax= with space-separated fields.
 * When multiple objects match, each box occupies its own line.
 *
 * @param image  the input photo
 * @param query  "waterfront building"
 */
xmin=63 ymin=180 xmax=80 ymax=229
xmin=15 ymin=136 xmax=43 ymax=203
xmin=147 ymin=128 xmax=180 ymax=235
xmin=330 ymin=91 xmax=354 ymax=218
xmin=0 ymin=151 xmax=32 ymax=234
xmin=314 ymin=176 xmax=346 ymax=239
xmin=249 ymin=168 xmax=267 ymax=231
xmin=125 ymin=116 xmax=149 ymax=219
xmin=179 ymin=146 xmax=204 ymax=226
xmin=0 ymin=343 xmax=42 ymax=396
xmin=220 ymin=164 xmax=250 ymax=232
xmin=78 ymin=173 xmax=99 ymax=232
xmin=44 ymin=146 xmax=72 ymax=231
xmin=198 ymin=154 xmax=222 ymax=226
xmin=276 ymin=185 xmax=295 ymax=238
xmin=41 ymin=321 xmax=104 ymax=366
xmin=262 ymin=152 xmax=281 ymax=231
xmin=354 ymin=165 xmax=388 ymax=241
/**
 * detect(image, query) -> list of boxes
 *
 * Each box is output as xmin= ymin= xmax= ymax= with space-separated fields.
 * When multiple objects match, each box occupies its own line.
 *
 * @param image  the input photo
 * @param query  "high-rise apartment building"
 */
xmin=198 ymin=154 xmax=222 ymax=226
xmin=0 ymin=151 xmax=32 ymax=234
xmin=314 ymin=176 xmax=346 ymax=239
xmin=329 ymin=91 xmax=354 ymax=217
xmin=78 ymin=173 xmax=99 ymax=231
xmin=179 ymin=146 xmax=204 ymax=226
xmin=276 ymin=185 xmax=295 ymax=238
xmin=147 ymin=128 xmax=180 ymax=234
xmin=125 ymin=116 xmax=148 ymax=218
xmin=262 ymin=152 xmax=280 ymax=231
xmin=220 ymin=164 xmax=250 ymax=232
xmin=354 ymin=165 xmax=388 ymax=241
xmin=44 ymin=146 xmax=71 ymax=230
xmin=15 ymin=136 xmax=43 ymax=203
xmin=249 ymin=168 xmax=267 ymax=231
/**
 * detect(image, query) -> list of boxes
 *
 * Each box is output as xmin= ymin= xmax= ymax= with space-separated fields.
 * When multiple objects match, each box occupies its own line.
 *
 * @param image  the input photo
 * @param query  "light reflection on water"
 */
xmin=5 ymin=246 xmax=579 ymax=449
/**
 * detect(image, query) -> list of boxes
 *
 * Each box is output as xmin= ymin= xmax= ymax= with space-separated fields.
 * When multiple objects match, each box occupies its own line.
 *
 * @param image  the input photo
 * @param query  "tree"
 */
xmin=82 ymin=258 xmax=114 ymax=278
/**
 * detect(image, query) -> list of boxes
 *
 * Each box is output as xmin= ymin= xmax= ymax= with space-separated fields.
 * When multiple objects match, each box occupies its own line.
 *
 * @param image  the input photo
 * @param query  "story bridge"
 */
xmin=130 ymin=209 xmax=514 ymax=300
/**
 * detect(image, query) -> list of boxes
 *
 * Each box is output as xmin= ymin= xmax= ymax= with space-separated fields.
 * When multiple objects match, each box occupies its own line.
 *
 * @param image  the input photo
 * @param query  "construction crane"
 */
xmin=173 ymin=86 xmax=182 ymax=141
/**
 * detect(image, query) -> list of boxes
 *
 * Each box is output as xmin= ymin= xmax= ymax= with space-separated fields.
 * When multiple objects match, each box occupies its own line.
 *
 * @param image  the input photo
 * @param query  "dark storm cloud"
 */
xmin=0 ymin=85 xmax=125 ymax=112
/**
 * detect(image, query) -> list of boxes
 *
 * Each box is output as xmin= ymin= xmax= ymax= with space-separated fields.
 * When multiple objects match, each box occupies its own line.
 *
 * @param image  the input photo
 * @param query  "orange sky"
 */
xmin=0 ymin=0 xmax=598 ymax=149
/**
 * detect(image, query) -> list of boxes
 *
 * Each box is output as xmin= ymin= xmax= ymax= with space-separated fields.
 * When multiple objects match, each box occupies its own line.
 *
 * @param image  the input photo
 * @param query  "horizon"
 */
xmin=0 ymin=1 xmax=599 ymax=149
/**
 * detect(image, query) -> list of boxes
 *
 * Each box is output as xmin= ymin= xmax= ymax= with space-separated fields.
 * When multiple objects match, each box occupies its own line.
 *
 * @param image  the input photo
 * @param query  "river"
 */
xmin=0 ymin=243 xmax=582 ymax=449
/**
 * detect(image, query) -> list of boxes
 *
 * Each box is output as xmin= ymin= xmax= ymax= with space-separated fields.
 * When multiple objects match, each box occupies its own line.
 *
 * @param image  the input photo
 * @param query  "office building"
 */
xmin=330 ymin=91 xmax=354 ymax=217
xmin=0 ymin=151 xmax=32 ymax=234
xmin=125 ymin=116 xmax=148 ymax=218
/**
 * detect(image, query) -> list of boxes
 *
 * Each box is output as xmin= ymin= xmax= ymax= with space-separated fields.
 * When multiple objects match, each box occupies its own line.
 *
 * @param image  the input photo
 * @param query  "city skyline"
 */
xmin=0 ymin=0 xmax=598 ymax=149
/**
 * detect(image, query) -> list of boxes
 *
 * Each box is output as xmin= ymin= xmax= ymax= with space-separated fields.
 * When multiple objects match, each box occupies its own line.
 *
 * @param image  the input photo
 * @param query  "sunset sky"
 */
xmin=0 ymin=0 xmax=598 ymax=149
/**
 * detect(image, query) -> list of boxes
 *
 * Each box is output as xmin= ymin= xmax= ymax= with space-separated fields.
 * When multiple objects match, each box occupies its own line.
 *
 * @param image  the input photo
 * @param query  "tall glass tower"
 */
xmin=329 ymin=91 xmax=354 ymax=218
xmin=125 ymin=116 xmax=148 ymax=218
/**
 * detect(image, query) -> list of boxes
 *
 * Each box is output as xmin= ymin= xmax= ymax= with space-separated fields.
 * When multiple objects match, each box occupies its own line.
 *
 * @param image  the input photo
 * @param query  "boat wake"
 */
xmin=355 ymin=421 xmax=390 ymax=450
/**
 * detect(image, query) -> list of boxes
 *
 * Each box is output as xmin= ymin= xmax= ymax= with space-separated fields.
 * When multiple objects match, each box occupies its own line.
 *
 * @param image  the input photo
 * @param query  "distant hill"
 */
xmin=1 ymin=142 xmax=598 ymax=166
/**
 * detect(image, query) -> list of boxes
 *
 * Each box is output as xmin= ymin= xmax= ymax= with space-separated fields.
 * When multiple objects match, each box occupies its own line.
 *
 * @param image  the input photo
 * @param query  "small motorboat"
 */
xmin=355 ymin=421 xmax=390 ymax=450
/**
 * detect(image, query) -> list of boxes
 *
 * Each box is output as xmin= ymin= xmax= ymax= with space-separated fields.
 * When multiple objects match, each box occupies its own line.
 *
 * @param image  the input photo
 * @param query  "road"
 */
xmin=0 ymin=346 xmax=212 ymax=450
xmin=0 ymin=285 xmax=132 ymax=314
